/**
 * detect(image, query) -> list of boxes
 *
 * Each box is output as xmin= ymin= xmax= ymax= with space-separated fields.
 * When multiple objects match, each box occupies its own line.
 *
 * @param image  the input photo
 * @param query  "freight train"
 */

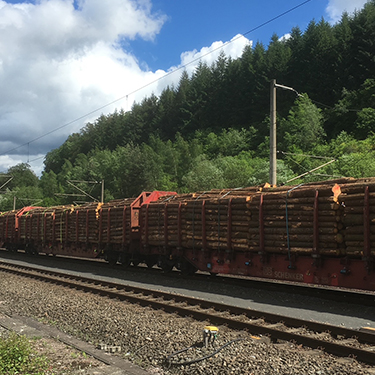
xmin=1 ymin=178 xmax=375 ymax=291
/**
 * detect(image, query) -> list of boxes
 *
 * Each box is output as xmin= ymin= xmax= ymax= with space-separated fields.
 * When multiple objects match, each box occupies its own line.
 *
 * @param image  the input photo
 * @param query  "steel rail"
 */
xmin=1 ymin=262 xmax=375 ymax=365
xmin=1 ymin=260 xmax=374 ymax=344
xmin=1 ymin=252 xmax=374 ymax=307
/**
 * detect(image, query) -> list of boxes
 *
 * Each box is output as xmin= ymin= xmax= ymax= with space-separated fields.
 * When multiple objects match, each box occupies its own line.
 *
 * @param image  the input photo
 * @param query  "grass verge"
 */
xmin=0 ymin=332 xmax=50 ymax=374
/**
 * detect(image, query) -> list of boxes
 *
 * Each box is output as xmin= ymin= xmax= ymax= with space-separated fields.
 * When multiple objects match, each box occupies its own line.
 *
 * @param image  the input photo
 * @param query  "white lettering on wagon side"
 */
xmin=273 ymin=271 xmax=304 ymax=281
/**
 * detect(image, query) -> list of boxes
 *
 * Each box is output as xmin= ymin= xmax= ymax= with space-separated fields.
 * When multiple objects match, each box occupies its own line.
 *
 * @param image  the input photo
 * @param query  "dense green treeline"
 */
xmin=1 ymin=1 xmax=375 ymax=210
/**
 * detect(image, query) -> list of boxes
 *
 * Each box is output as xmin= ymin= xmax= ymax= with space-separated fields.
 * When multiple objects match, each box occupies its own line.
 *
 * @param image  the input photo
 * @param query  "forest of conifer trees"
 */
xmin=1 ymin=1 xmax=375 ymax=209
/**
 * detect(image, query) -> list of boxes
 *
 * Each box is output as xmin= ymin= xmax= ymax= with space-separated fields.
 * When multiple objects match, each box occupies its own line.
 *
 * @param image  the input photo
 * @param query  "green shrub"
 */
xmin=0 ymin=332 xmax=50 ymax=374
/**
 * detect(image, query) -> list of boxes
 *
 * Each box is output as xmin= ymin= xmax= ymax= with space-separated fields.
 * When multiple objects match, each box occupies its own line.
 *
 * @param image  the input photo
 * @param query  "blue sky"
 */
xmin=130 ymin=0 xmax=329 ymax=72
xmin=0 ymin=0 xmax=369 ymax=175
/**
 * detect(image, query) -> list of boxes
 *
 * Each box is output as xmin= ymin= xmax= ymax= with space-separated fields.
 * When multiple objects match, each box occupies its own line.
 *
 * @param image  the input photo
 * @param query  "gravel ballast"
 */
xmin=0 ymin=272 xmax=375 ymax=374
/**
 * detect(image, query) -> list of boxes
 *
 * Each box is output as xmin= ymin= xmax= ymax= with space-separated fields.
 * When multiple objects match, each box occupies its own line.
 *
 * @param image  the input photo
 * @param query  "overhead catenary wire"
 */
xmin=308 ymin=97 xmax=363 ymax=112
xmin=278 ymin=151 xmax=334 ymax=160
xmin=0 ymin=0 xmax=313 ymax=161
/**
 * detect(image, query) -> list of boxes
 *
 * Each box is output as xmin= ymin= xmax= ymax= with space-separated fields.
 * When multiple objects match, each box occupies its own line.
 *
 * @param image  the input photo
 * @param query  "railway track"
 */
xmin=2 ymin=249 xmax=374 ymax=308
xmin=171 ymin=270 xmax=375 ymax=307
xmin=1 ymin=260 xmax=375 ymax=365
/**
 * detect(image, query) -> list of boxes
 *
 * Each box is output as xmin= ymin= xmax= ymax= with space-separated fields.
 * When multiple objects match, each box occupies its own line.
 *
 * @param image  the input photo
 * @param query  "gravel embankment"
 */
xmin=0 ymin=272 xmax=374 ymax=375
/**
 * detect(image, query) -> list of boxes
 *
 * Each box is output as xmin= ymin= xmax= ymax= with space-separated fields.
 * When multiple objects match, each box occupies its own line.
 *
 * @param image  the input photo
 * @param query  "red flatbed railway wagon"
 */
xmin=2 ymin=181 xmax=375 ymax=291
xmin=99 ymin=191 xmax=177 ymax=266
xmin=139 ymin=190 xmax=255 ymax=274
xmin=0 ymin=207 xmax=40 ymax=251
xmin=2 ymin=191 xmax=176 ymax=264
xmin=0 ymin=210 xmax=17 ymax=250
xmin=17 ymin=204 xmax=97 ymax=256
xmin=140 ymin=178 xmax=375 ymax=291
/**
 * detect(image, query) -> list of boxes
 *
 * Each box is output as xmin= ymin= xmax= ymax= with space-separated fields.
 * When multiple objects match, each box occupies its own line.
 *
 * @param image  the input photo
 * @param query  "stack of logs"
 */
xmin=0 ymin=211 xmax=17 ymax=241
xmin=17 ymin=198 xmax=137 ymax=245
xmin=249 ymin=182 xmax=343 ymax=255
xmin=99 ymin=198 xmax=135 ymax=245
xmin=17 ymin=206 xmax=77 ymax=243
xmin=140 ymin=189 xmax=256 ymax=251
xmin=6 ymin=177 xmax=375 ymax=257
xmin=17 ymin=203 xmax=100 ymax=244
xmin=139 ymin=187 xmax=257 ymax=252
xmin=140 ymin=178 xmax=375 ymax=257
xmin=337 ymin=179 xmax=375 ymax=256
xmin=66 ymin=203 xmax=100 ymax=243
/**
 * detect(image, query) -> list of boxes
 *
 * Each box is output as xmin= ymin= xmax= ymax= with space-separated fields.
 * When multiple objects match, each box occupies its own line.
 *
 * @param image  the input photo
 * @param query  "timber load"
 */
xmin=1 ymin=180 xmax=375 ymax=290
xmin=140 ymin=177 xmax=375 ymax=257
xmin=139 ymin=189 xmax=253 ymax=251
xmin=16 ymin=200 xmax=137 ymax=246
xmin=0 ymin=210 xmax=18 ymax=243
xmin=99 ymin=198 xmax=135 ymax=245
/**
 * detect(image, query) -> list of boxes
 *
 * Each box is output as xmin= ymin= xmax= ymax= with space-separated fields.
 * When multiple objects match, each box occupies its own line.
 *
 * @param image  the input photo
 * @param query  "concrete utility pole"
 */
xmin=269 ymin=80 xmax=301 ymax=186
xmin=270 ymin=79 xmax=277 ymax=186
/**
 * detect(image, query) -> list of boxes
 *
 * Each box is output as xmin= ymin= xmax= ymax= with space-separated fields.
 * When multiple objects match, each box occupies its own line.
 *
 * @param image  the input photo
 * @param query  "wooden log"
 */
xmin=344 ymin=240 xmax=367 ymax=247
xmin=337 ymin=193 xmax=375 ymax=203
xmin=249 ymin=218 xmax=340 ymax=228
xmin=182 ymin=208 xmax=250 ymax=217
xmin=249 ymin=217 xmax=331 ymax=227
xmin=183 ymin=197 xmax=252 ymax=205
xmin=344 ymin=246 xmax=375 ymax=256
xmin=258 ymin=202 xmax=341 ymax=212
xmin=248 ymin=226 xmax=339 ymax=235
xmin=231 ymin=223 xmax=251 ymax=228
xmin=260 ymin=183 xmax=345 ymax=196
xmin=341 ymin=214 xmax=375 ymax=226
xmin=344 ymin=225 xmax=366 ymax=234
xmin=261 ymin=240 xmax=338 ymax=249
xmin=249 ymin=209 xmax=339 ymax=218
xmin=262 ymin=222 xmax=314 ymax=229
xmin=343 ymin=233 xmax=375 ymax=242
xmin=255 ymin=233 xmax=339 ymax=243
xmin=344 ymin=248 xmax=364 ymax=256
xmin=251 ymin=195 xmax=338 ymax=205
xmin=339 ymin=181 xmax=375 ymax=194
xmin=344 ymin=206 xmax=375 ymax=214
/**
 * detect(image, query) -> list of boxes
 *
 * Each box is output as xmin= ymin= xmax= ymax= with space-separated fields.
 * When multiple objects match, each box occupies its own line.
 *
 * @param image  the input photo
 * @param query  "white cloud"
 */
xmin=177 ymin=34 xmax=251 ymax=76
xmin=0 ymin=0 xmax=252 ymax=176
xmin=326 ymin=0 xmax=368 ymax=23
xmin=0 ymin=154 xmax=45 ymax=177
xmin=0 ymin=155 xmax=23 ymax=173
xmin=0 ymin=0 xmax=166 ymax=172
xmin=153 ymin=34 xmax=252 ymax=94
xmin=279 ymin=33 xmax=291 ymax=42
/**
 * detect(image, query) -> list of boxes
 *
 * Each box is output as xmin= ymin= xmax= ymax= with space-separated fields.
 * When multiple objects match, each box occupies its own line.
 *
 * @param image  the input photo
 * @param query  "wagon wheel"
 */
xmin=145 ymin=255 xmax=157 ymax=269
xmin=160 ymin=261 xmax=174 ymax=273
xmin=121 ymin=260 xmax=131 ymax=268
xmin=25 ymin=244 xmax=33 ymax=255
xmin=162 ymin=264 xmax=173 ymax=273
xmin=146 ymin=259 xmax=156 ymax=269
xmin=131 ymin=256 xmax=141 ymax=267
xmin=10 ymin=244 xmax=18 ymax=253
xmin=180 ymin=261 xmax=198 ymax=276
xmin=105 ymin=252 xmax=118 ymax=267
xmin=120 ymin=254 xmax=131 ymax=268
